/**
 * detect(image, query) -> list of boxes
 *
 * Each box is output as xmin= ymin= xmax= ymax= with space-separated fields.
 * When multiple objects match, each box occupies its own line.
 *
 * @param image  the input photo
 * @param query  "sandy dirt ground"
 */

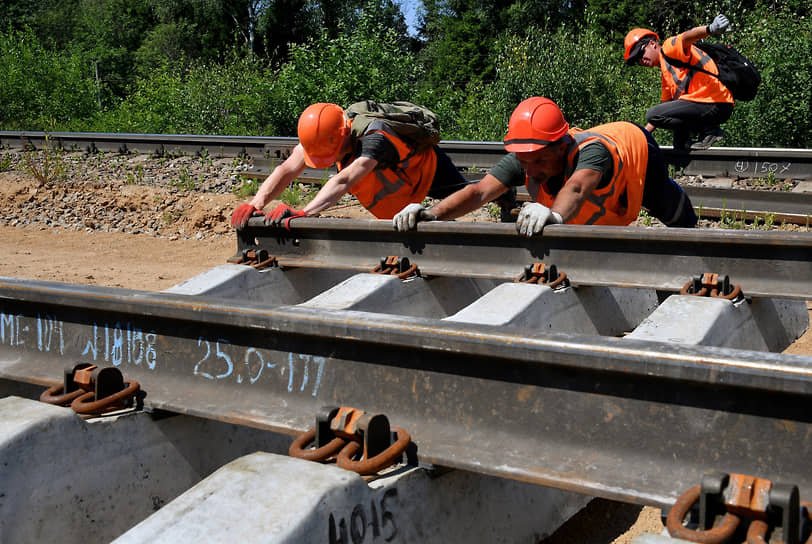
xmin=1 ymin=150 xmax=809 ymax=543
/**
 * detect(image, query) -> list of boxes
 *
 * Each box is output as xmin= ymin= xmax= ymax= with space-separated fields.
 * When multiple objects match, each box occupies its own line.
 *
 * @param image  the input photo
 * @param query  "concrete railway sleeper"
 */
xmin=0 ymin=223 xmax=810 ymax=543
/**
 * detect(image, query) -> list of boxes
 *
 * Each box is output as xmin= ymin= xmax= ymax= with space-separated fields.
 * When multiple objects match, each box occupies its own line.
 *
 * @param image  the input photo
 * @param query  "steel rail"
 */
xmin=511 ymin=186 xmax=812 ymax=226
xmin=0 ymin=130 xmax=299 ymax=161
xmin=0 ymin=277 xmax=809 ymax=509
xmin=5 ymin=130 xmax=810 ymax=221
xmin=235 ymin=219 xmax=812 ymax=300
xmin=2 ymin=130 xmax=811 ymax=179
xmin=683 ymin=185 xmax=812 ymax=225
xmin=440 ymin=140 xmax=812 ymax=181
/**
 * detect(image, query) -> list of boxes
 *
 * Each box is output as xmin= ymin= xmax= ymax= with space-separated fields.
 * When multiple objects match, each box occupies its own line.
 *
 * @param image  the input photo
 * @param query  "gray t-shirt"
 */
xmin=490 ymin=142 xmax=614 ymax=195
xmin=339 ymin=120 xmax=399 ymax=170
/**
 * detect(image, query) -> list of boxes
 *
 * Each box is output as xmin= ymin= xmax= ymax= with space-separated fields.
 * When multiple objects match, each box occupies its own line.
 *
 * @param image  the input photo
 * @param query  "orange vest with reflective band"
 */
xmin=340 ymin=128 xmax=437 ymax=219
xmin=531 ymin=122 xmax=648 ymax=226
xmin=659 ymin=34 xmax=734 ymax=104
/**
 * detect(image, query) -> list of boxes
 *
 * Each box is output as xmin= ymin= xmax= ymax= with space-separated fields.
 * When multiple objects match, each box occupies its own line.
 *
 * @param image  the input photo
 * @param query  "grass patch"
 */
xmin=232 ymin=176 xmax=259 ymax=198
xmin=24 ymin=137 xmax=67 ymax=184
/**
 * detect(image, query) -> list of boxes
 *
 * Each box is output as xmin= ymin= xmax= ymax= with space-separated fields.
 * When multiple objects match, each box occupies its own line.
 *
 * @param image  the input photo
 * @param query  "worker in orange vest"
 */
xmin=393 ymin=97 xmax=697 ymax=235
xmin=624 ymin=15 xmax=734 ymax=151
xmin=230 ymin=102 xmax=469 ymax=229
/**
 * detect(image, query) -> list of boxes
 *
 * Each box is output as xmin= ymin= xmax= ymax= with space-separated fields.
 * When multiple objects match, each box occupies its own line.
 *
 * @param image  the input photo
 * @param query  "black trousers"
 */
xmin=639 ymin=125 xmax=698 ymax=227
xmin=427 ymin=146 xmax=472 ymax=199
xmin=646 ymin=100 xmax=733 ymax=148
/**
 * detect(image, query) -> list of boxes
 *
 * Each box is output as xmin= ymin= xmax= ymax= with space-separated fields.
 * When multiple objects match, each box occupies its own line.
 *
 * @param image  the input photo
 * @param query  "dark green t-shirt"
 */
xmin=490 ymin=142 xmax=614 ymax=195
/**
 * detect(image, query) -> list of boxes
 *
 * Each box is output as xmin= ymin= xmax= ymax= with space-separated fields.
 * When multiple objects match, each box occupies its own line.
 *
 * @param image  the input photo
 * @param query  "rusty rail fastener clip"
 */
xmin=515 ymin=263 xmax=569 ymax=289
xmin=39 ymin=362 xmax=96 ymax=406
xmin=289 ymin=406 xmax=412 ymax=476
xmin=667 ymin=471 xmax=811 ymax=544
xmin=681 ymin=273 xmax=743 ymax=301
xmin=371 ymin=256 xmax=420 ymax=280
xmin=232 ymin=248 xmax=278 ymax=270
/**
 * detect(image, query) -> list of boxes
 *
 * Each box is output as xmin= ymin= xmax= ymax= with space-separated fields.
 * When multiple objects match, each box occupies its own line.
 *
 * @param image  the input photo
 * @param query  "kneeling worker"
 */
xmin=393 ymin=97 xmax=697 ymax=236
xmin=231 ymin=101 xmax=470 ymax=229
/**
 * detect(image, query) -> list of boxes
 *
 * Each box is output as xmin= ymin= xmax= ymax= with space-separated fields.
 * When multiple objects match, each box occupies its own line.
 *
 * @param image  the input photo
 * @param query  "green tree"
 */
xmin=0 ymin=28 xmax=98 ymax=129
xmin=70 ymin=0 xmax=156 ymax=99
xmin=272 ymin=0 xmax=419 ymax=133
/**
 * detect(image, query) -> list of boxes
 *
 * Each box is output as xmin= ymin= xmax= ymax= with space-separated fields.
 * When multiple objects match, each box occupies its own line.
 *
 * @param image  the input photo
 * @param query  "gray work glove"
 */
xmin=707 ymin=14 xmax=730 ymax=35
xmin=393 ymin=203 xmax=437 ymax=231
xmin=516 ymin=202 xmax=563 ymax=237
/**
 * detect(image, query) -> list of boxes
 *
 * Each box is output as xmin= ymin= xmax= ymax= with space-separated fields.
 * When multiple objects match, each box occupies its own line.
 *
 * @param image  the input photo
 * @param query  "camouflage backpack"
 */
xmin=345 ymin=100 xmax=441 ymax=153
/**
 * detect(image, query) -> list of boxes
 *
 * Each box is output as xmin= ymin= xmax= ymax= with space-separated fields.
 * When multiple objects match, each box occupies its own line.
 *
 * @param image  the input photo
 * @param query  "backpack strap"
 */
xmin=661 ymin=52 xmax=720 ymax=81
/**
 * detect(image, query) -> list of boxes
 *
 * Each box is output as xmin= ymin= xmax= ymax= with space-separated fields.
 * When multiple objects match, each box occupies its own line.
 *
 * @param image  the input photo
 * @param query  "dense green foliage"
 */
xmin=1 ymin=0 xmax=809 ymax=147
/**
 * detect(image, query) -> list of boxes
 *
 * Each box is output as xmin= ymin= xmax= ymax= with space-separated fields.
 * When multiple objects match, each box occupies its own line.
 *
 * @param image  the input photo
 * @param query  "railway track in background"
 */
xmin=0 ymin=220 xmax=810 ymax=510
xmin=3 ymin=130 xmax=811 ymax=225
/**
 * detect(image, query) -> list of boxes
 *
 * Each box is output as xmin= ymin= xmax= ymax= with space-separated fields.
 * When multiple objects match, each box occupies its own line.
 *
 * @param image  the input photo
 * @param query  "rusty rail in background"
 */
xmin=0 ymin=276 xmax=809 ymax=509
xmin=236 ymin=219 xmax=812 ymax=300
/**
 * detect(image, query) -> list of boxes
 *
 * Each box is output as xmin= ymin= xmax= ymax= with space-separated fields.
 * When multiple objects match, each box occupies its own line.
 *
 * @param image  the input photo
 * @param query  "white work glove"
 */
xmin=393 ymin=203 xmax=437 ymax=231
xmin=516 ymin=202 xmax=563 ymax=237
xmin=707 ymin=14 xmax=730 ymax=35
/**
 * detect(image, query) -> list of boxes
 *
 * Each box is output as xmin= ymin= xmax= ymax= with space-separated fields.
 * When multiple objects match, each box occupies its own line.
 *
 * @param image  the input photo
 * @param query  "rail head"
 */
xmin=235 ymin=219 xmax=812 ymax=300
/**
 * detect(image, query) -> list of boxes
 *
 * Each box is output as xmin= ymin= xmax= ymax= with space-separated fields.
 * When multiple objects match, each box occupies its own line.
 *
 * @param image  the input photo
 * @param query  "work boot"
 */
xmin=672 ymin=132 xmax=693 ymax=152
xmin=691 ymin=128 xmax=725 ymax=150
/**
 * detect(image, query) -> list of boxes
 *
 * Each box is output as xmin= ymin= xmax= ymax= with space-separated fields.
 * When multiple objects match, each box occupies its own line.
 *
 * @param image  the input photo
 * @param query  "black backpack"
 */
xmin=345 ymin=101 xmax=441 ymax=153
xmin=663 ymin=41 xmax=761 ymax=101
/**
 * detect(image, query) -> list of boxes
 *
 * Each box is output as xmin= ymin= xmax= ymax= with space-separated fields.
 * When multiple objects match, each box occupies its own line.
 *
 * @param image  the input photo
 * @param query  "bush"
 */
xmin=720 ymin=8 xmax=811 ymax=147
xmin=0 ymin=28 xmax=98 ymax=130
xmin=270 ymin=13 xmax=421 ymax=135
xmin=94 ymin=55 xmax=280 ymax=135
xmin=438 ymin=21 xmax=661 ymax=141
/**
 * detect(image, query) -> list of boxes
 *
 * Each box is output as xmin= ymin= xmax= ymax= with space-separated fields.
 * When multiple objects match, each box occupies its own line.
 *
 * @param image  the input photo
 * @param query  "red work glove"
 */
xmin=264 ymin=203 xmax=308 ymax=230
xmin=230 ymin=204 xmax=263 ymax=229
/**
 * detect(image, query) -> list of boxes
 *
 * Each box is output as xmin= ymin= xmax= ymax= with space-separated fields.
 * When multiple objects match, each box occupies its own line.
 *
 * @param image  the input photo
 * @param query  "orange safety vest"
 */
xmin=530 ymin=122 xmax=648 ymax=226
xmin=659 ymin=34 xmax=734 ymax=104
xmin=339 ymin=128 xmax=437 ymax=219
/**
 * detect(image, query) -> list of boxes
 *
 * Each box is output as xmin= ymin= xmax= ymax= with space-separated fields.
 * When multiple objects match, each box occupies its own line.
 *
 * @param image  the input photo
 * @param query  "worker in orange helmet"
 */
xmin=230 ymin=102 xmax=470 ymax=229
xmin=624 ymin=15 xmax=734 ymax=151
xmin=393 ymin=97 xmax=697 ymax=235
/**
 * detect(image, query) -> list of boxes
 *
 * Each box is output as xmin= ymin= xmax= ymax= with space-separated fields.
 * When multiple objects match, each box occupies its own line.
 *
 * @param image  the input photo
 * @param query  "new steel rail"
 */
xmin=0 ymin=221 xmax=810 ymax=510
xmin=0 ymin=276 xmax=809 ymax=510
xmin=236 ymin=219 xmax=812 ymax=300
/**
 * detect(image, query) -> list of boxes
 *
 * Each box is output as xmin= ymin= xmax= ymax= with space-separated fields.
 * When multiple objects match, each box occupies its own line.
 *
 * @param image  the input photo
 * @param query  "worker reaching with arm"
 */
xmin=393 ymin=97 xmax=697 ymax=236
xmin=624 ymin=15 xmax=734 ymax=150
xmin=230 ymin=101 xmax=470 ymax=229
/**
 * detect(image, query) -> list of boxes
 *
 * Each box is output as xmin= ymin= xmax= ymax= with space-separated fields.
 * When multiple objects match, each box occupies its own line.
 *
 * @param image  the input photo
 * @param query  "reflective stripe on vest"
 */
xmin=342 ymin=129 xmax=437 ymax=219
xmin=660 ymin=38 xmax=732 ymax=103
xmin=531 ymin=122 xmax=648 ymax=226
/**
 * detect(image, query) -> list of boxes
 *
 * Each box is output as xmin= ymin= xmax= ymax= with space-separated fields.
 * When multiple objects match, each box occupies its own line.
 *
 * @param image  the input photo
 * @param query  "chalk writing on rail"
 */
xmin=0 ymin=311 xmax=326 ymax=397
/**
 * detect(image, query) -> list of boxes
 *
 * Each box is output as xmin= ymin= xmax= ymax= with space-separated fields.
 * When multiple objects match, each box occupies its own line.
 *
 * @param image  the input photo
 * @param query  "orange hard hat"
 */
xmin=297 ymin=103 xmax=348 ymax=168
xmin=503 ymin=97 xmax=569 ymax=153
xmin=624 ymin=28 xmax=659 ymax=65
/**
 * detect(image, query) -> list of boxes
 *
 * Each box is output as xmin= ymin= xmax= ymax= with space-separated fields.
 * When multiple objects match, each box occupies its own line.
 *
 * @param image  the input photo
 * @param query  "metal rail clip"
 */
xmin=681 ymin=273 xmax=743 ymax=301
xmin=289 ymin=406 xmax=412 ymax=476
xmin=515 ymin=263 xmax=570 ymax=289
xmin=231 ymin=248 xmax=278 ymax=270
xmin=666 ymin=471 xmax=812 ymax=544
xmin=40 ymin=363 xmax=141 ymax=418
xmin=371 ymin=256 xmax=420 ymax=280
